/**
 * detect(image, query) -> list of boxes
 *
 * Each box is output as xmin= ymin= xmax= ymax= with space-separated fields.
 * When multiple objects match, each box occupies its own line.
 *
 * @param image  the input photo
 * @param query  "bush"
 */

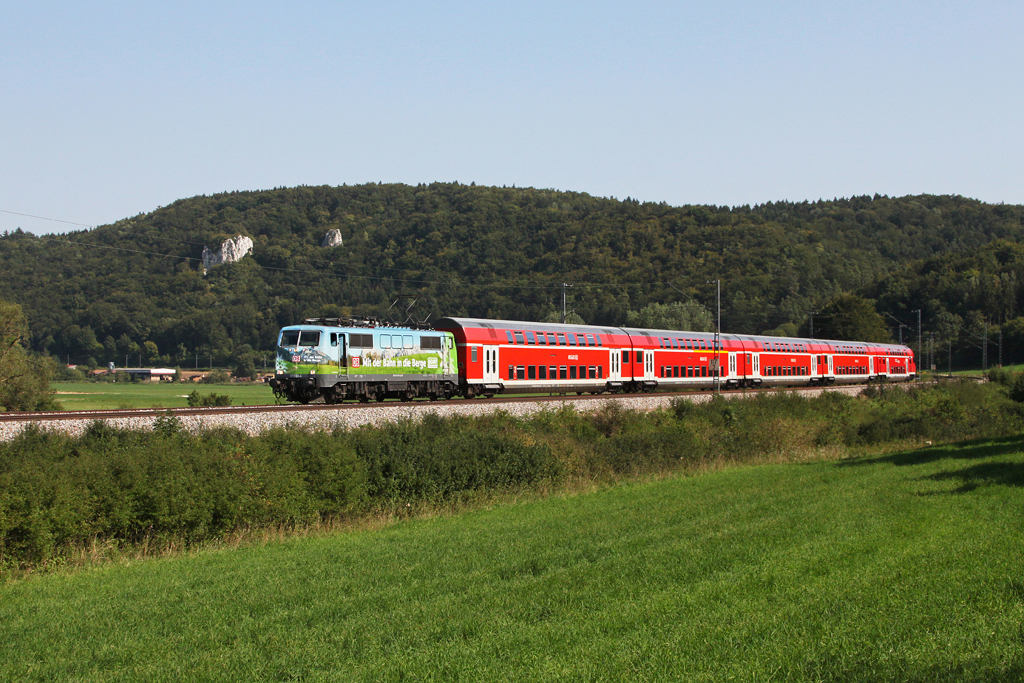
xmin=1009 ymin=373 xmax=1024 ymax=403
xmin=3 ymin=381 xmax=1023 ymax=571
xmin=186 ymin=390 xmax=232 ymax=407
xmin=201 ymin=369 xmax=231 ymax=384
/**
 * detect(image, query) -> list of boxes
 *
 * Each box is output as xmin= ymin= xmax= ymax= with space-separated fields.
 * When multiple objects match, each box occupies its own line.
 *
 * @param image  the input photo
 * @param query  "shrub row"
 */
xmin=1 ymin=380 xmax=1021 ymax=569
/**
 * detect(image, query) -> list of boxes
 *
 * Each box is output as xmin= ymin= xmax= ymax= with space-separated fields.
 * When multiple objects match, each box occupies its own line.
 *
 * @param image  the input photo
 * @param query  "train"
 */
xmin=268 ymin=316 xmax=917 ymax=404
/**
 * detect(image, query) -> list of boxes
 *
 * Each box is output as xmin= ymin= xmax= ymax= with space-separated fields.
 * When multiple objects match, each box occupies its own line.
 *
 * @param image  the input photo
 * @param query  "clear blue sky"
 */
xmin=3 ymin=1 xmax=1021 ymax=235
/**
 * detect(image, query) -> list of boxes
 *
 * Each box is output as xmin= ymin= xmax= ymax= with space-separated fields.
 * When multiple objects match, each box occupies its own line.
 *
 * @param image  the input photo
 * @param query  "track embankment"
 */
xmin=0 ymin=383 xmax=895 ymax=441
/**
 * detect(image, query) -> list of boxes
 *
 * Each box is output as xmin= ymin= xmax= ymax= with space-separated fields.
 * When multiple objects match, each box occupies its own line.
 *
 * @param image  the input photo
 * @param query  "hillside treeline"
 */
xmin=0 ymin=184 xmax=1022 ymax=369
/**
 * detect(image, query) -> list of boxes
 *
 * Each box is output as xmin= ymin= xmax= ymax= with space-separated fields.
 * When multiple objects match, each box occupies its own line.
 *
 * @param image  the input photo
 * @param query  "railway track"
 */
xmin=0 ymin=382 xmax=924 ymax=424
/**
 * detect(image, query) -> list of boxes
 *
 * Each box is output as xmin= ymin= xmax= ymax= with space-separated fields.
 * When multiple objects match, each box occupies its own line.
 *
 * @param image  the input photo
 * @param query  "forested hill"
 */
xmin=1 ymin=183 xmax=1022 ymax=368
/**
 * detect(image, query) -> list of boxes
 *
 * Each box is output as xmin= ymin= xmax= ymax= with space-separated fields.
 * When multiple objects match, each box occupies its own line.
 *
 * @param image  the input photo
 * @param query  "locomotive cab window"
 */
xmin=281 ymin=331 xmax=300 ymax=347
xmin=298 ymin=331 xmax=321 ymax=347
xmin=330 ymin=333 xmax=339 ymax=347
xmin=421 ymin=336 xmax=442 ymax=350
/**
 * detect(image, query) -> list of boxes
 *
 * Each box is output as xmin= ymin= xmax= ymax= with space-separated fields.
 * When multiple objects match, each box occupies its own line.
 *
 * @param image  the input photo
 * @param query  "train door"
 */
xmin=483 ymin=347 xmax=499 ymax=383
xmin=646 ymin=349 xmax=654 ymax=379
xmin=330 ymin=332 xmax=346 ymax=373
xmin=728 ymin=353 xmax=736 ymax=379
xmin=610 ymin=348 xmax=621 ymax=381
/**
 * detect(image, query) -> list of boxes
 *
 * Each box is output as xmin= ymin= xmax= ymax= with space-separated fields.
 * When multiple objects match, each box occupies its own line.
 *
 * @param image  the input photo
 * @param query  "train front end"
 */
xmin=269 ymin=324 xmax=344 ymax=403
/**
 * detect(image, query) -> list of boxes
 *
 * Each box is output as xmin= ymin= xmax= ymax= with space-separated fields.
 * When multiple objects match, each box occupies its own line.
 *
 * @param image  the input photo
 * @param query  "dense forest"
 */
xmin=1 ymin=183 xmax=1022 ymax=371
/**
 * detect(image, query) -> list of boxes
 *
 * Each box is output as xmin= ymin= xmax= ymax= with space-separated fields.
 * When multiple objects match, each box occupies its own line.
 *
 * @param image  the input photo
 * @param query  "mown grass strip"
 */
xmin=51 ymin=381 xmax=276 ymax=410
xmin=2 ymin=436 xmax=1022 ymax=681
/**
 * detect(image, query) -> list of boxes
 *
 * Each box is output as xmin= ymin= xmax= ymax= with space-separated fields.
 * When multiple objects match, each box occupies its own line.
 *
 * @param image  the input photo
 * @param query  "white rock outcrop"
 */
xmin=202 ymin=235 xmax=253 ymax=274
xmin=321 ymin=229 xmax=344 ymax=248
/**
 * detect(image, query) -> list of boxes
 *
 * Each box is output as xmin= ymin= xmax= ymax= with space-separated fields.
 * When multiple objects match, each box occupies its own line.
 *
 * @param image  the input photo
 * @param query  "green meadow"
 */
xmin=2 ymin=435 xmax=1022 ymax=681
xmin=51 ymin=381 xmax=278 ymax=410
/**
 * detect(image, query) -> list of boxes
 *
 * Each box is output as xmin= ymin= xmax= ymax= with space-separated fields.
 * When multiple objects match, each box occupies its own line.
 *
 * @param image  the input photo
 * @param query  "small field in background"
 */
xmin=2 ymin=435 xmax=1022 ymax=681
xmin=51 ymin=381 xmax=278 ymax=410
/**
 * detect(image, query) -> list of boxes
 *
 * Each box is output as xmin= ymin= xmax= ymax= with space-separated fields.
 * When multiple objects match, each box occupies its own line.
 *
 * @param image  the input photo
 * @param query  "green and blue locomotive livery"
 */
xmin=269 ymin=318 xmax=458 ymax=403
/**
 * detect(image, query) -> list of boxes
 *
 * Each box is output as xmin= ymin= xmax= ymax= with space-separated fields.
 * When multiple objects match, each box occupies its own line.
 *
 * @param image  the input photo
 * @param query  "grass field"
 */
xmin=51 ymin=381 xmax=279 ymax=410
xmin=2 ymin=435 xmax=1022 ymax=681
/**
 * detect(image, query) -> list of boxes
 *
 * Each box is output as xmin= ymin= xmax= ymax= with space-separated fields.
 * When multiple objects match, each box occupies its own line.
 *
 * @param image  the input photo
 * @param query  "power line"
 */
xmin=0 ymin=209 xmax=95 ymax=228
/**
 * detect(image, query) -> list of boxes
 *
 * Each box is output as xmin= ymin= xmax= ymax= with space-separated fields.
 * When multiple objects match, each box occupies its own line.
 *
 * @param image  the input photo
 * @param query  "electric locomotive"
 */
xmin=269 ymin=318 xmax=458 ymax=403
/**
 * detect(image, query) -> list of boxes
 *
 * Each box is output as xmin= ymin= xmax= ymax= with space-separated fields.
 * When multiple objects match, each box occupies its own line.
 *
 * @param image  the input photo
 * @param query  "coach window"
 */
xmin=516 ymin=366 xmax=525 ymax=380
xmin=525 ymin=331 xmax=536 ymax=345
xmin=622 ymin=350 xmax=629 ymax=365
xmin=581 ymin=365 xmax=589 ymax=378
xmin=403 ymin=336 xmax=412 ymax=349
xmin=537 ymin=333 xmax=547 ymax=346
xmin=569 ymin=366 xmax=577 ymax=380
xmin=514 ymin=332 xmax=525 ymax=345
xmin=549 ymin=365 xmax=557 ymax=378
xmin=598 ymin=366 xmax=604 ymax=379
xmin=506 ymin=330 xmax=515 ymax=344
xmin=471 ymin=347 xmax=478 ymax=363
xmin=539 ymin=365 xmax=547 ymax=379
xmin=586 ymin=334 xmax=595 ymax=346
xmin=660 ymin=366 xmax=665 ymax=377
xmin=636 ymin=350 xmax=644 ymax=364
xmin=567 ymin=333 xmax=577 ymax=346
xmin=508 ymin=365 xmax=514 ymax=380
xmin=559 ymin=365 xmax=567 ymax=379
xmin=556 ymin=333 xmax=566 ymax=346
xmin=528 ymin=365 xmax=536 ymax=380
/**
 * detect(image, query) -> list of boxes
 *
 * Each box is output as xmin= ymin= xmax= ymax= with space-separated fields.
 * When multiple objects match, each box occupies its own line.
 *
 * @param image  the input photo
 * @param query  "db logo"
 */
xmin=351 ymin=357 xmax=361 ymax=368
xmin=292 ymin=355 xmax=301 ymax=363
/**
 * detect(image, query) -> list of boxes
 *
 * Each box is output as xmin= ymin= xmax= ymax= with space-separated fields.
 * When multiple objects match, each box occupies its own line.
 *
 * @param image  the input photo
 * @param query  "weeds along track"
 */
xmin=0 ymin=383 xmax=916 ymax=441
